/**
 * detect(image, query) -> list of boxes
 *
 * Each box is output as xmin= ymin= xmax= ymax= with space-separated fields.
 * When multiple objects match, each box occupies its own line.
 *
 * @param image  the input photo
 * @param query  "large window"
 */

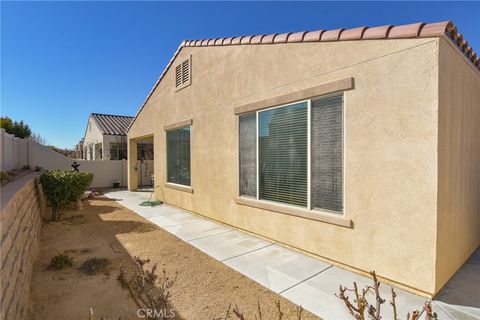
xmin=259 ymin=102 xmax=308 ymax=207
xmin=110 ymin=143 xmax=127 ymax=160
xmin=166 ymin=126 xmax=191 ymax=186
xmin=239 ymin=93 xmax=343 ymax=213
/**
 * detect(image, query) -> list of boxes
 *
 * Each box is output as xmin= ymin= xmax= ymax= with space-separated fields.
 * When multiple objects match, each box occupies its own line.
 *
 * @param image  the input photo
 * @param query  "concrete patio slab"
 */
xmin=103 ymin=190 xmax=480 ymax=320
xmin=189 ymin=230 xmax=272 ymax=261
xmin=224 ymin=244 xmax=331 ymax=293
xmin=164 ymin=219 xmax=232 ymax=241
xmin=149 ymin=211 xmax=204 ymax=227
xmin=282 ymin=265 xmax=425 ymax=320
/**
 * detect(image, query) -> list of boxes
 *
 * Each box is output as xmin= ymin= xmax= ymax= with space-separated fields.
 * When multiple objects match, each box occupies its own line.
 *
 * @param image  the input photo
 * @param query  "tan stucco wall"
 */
xmin=436 ymin=38 xmax=480 ymax=293
xmin=129 ymin=38 xmax=441 ymax=295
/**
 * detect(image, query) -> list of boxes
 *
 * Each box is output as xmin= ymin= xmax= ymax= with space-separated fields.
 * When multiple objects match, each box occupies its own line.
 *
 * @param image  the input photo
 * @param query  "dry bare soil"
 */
xmin=28 ymin=196 xmax=319 ymax=320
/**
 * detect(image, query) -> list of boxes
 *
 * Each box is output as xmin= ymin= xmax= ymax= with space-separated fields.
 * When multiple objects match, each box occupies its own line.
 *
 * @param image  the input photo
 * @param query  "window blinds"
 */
xmin=239 ymin=114 xmax=257 ymax=197
xmin=258 ymin=102 xmax=308 ymax=207
xmin=311 ymin=94 xmax=343 ymax=212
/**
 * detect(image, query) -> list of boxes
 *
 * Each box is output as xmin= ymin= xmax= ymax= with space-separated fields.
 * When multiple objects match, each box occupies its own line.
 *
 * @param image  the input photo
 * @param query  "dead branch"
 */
xmin=275 ymin=300 xmax=284 ymax=320
xmin=390 ymin=287 xmax=398 ymax=320
xmin=117 ymin=256 xmax=177 ymax=320
xmin=337 ymin=271 xmax=436 ymax=320
xmin=232 ymin=305 xmax=246 ymax=320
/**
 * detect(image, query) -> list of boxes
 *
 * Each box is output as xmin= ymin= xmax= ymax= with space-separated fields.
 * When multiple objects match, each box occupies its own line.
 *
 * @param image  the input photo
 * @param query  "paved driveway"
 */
xmin=104 ymin=189 xmax=479 ymax=320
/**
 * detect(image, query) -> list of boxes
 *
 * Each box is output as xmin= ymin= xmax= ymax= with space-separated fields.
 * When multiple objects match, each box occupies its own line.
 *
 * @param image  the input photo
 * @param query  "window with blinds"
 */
xmin=259 ymin=102 xmax=308 ymax=207
xmin=166 ymin=126 xmax=191 ymax=186
xmin=238 ymin=93 xmax=343 ymax=213
xmin=239 ymin=114 xmax=257 ymax=197
xmin=311 ymin=95 xmax=343 ymax=212
xmin=175 ymin=56 xmax=191 ymax=90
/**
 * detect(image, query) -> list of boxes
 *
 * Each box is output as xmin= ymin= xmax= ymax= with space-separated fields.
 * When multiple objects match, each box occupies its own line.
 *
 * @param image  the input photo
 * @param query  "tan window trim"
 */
xmin=236 ymin=196 xmax=352 ymax=228
xmin=165 ymin=182 xmax=193 ymax=193
xmin=163 ymin=119 xmax=193 ymax=131
xmin=234 ymin=77 xmax=354 ymax=115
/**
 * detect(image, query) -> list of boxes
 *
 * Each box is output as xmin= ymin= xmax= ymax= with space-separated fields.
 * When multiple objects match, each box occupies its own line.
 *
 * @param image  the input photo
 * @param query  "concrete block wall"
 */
xmin=0 ymin=129 xmax=133 ymax=188
xmin=0 ymin=174 xmax=44 ymax=320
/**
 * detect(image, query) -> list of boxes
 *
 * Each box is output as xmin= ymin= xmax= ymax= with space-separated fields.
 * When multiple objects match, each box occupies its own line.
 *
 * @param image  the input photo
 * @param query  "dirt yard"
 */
xmin=28 ymin=195 xmax=320 ymax=320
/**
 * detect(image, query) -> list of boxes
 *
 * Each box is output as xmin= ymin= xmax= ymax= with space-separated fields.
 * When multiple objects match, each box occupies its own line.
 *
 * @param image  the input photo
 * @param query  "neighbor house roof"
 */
xmin=127 ymin=21 xmax=479 ymax=132
xmin=91 ymin=113 xmax=134 ymax=136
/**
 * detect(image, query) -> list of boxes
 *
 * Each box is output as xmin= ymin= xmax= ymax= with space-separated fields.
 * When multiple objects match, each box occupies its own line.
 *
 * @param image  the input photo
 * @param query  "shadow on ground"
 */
xmin=436 ymin=249 xmax=480 ymax=308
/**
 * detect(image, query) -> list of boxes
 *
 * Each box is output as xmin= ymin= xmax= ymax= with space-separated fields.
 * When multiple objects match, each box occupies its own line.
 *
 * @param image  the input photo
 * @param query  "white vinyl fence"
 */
xmin=0 ymin=129 xmax=128 ymax=188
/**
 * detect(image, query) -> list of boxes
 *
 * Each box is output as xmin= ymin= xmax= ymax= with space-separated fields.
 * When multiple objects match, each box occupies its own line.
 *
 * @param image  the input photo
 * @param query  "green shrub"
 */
xmin=0 ymin=172 xmax=8 ymax=183
xmin=22 ymin=165 xmax=31 ymax=170
xmin=0 ymin=171 xmax=14 ymax=184
xmin=40 ymin=170 xmax=93 ymax=220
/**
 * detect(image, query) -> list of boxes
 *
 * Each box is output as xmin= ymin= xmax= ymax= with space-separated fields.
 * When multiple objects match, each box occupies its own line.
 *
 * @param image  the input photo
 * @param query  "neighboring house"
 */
xmin=126 ymin=21 xmax=480 ymax=298
xmin=83 ymin=113 xmax=133 ymax=160
xmin=81 ymin=113 xmax=154 ymax=186
xmin=82 ymin=113 xmax=134 ymax=160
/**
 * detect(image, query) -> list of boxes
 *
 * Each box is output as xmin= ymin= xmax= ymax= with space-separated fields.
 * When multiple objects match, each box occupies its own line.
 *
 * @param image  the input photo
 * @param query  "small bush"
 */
xmin=40 ymin=170 xmax=93 ymax=220
xmin=0 ymin=172 xmax=8 ymax=183
xmin=48 ymin=253 xmax=74 ymax=270
xmin=0 ymin=171 xmax=14 ymax=184
xmin=35 ymin=166 xmax=43 ymax=172
xmin=79 ymin=257 xmax=111 ymax=275
xmin=22 ymin=165 xmax=31 ymax=170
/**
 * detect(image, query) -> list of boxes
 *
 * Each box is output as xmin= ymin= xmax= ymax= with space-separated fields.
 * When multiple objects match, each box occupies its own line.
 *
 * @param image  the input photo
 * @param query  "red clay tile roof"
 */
xmin=127 ymin=21 xmax=479 ymax=132
xmin=182 ymin=21 xmax=478 ymax=69
xmin=91 ymin=113 xmax=134 ymax=135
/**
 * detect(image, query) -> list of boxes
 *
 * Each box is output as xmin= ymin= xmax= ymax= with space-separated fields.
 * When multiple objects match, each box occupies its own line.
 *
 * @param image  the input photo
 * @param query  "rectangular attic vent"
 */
xmin=175 ymin=55 xmax=191 ymax=91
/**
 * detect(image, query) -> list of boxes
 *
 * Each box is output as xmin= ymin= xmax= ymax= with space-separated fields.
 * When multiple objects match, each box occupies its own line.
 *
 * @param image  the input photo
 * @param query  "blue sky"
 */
xmin=2 ymin=1 xmax=479 ymax=148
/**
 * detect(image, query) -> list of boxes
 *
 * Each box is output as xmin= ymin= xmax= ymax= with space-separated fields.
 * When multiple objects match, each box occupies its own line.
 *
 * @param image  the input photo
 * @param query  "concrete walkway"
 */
xmin=103 ymin=189 xmax=479 ymax=320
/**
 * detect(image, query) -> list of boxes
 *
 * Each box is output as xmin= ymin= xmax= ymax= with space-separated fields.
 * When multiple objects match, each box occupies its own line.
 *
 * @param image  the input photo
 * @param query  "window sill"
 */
xmin=235 ymin=196 xmax=352 ymax=228
xmin=165 ymin=183 xmax=193 ymax=193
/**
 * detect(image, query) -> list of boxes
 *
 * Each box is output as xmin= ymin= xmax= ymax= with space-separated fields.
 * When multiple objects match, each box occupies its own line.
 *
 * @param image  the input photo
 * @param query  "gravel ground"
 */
xmin=28 ymin=196 xmax=320 ymax=320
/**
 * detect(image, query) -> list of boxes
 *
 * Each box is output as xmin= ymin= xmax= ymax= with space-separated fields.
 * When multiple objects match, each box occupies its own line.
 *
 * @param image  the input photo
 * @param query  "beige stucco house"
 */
xmin=82 ymin=113 xmax=134 ymax=160
xmin=126 ymin=21 xmax=480 ymax=298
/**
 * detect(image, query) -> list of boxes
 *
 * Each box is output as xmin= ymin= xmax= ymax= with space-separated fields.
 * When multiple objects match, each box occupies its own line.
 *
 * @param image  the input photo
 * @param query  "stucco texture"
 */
xmin=436 ymin=38 xmax=480 ymax=294
xmin=129 ymin=38 xmax=445 ymax=296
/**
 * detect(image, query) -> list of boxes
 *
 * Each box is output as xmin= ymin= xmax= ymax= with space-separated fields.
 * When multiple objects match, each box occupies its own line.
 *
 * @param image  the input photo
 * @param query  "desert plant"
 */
xmin=216 ymin=300 xmax=303 ymax=320
xmin=337 ymin=271 xmax=438 ymax=320
xmin=48 ymin=253 xmax=74 ymax=270
xmin=117 ymin=256 xmax=177 ymax=320
xmin=39 ymin=169 xmax=93 ymax=220
xmin=79 ymin=257 xmax=111 ymax=275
